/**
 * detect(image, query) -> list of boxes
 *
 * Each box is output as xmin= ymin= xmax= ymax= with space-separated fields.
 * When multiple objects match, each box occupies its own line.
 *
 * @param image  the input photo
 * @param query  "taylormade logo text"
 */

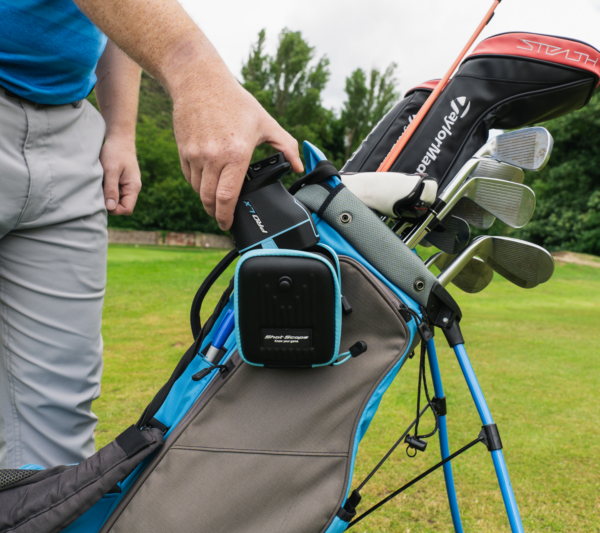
xmin=416 ymin=97 xmax=471 ymax=174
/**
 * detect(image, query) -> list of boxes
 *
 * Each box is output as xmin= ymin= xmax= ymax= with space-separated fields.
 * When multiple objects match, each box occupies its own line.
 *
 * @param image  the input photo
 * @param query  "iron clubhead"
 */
xmin=454 ymin=177 xmax=536 ymax=228
xmin=438 ymin=236 xmax=555 ymax=289
xmin=470 ymin=159 xmax=525 ymax=184
xmin=450 ymin=197 xmax=496 ymax=230
xmin=450 ymin=160 xmax=525 ymax=229
xmin=426 ymin=252 xmax=493 ymax=294
xmin=476 ymin=127 xmax=554 ymax=171
xmin=423 ymin=216 xmax=470 ymax=254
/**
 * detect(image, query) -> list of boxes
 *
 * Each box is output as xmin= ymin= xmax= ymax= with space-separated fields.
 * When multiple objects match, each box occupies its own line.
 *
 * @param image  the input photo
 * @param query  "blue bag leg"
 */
xmin=426 ymin=339 xmax=463 ymax=533
xmin=453 ymin=343 xmax=525 ymax=533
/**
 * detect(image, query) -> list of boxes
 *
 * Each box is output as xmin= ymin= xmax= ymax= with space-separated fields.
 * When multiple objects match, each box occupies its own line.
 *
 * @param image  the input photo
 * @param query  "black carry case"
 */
xmin=344 ymin=32 xmax=600 ymax=190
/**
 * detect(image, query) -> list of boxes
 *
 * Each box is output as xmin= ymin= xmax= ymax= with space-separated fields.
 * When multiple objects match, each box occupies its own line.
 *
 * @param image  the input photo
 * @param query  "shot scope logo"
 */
xmin=243 ymin=201 xmax=268 ymax=234
xmin=415 ymin=97 xmax=471 ymax=174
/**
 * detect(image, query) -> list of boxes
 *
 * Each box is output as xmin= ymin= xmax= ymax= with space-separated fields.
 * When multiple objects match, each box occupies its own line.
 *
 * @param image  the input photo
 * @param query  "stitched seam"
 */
xmin=170 ymin=446 xmax=348 ymax=458
xmin=0 ymin=257 xmax=21 ymax=467
xmin=14 ymin=103 xmax=33 ymax=228
xmin=37 ymin=108 xmax=54 ymax=219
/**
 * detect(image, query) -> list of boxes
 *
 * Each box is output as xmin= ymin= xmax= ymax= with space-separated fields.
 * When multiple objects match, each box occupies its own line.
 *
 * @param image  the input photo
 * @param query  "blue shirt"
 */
xmin=0 ymin=0 xmax=107 ymax=105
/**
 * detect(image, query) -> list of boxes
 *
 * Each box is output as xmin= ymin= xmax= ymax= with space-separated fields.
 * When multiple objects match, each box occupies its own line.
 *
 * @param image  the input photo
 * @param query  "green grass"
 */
xmin=96 ymin=244 xmax=600 ymax=532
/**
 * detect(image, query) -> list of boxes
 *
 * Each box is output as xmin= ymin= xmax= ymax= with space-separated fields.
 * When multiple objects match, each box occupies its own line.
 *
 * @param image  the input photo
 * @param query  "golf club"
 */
xmin=450 ymin=197 xmax=495 ymax=230
xmin=475 ymin=127 xmax=554 ymax=171
xmin=450 ymin=160 xmax=525 ymax=229
xmin=403 ymin=128 xmax=551 ymax=247
xmin=423 ymin=215 xmax=471 ymax=254
xmin=438 ymin=236 xmax=555 ymax=289
xmin=426 ymin=251 xmax=493 ymax=294
xmin=406 ymin=176 xmax=535 ymax=249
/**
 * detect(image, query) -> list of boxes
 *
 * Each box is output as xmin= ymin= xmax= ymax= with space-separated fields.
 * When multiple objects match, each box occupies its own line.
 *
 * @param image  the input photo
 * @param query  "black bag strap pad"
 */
xmin=288 ymin=160 xmax=340 ymax=195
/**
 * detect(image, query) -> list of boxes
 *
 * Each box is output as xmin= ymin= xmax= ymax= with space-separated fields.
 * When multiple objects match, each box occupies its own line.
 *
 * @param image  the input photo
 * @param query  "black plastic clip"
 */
xmin=431 ymin=396 xmax=447 ymax=417
xmin=342 ymin=295 xmax=353 ymax=315
xmin=479 ymin=424 xmax=503 ymax=452
xmin=337 ymin=489 xmax=362 ymax=522
xmin=350 ymin=341 xmax=368 ymax=358
xmin=406 ymin=435 xmax=428 ymax=453
xmin=418 ymin=322 xmax=434 ymax=343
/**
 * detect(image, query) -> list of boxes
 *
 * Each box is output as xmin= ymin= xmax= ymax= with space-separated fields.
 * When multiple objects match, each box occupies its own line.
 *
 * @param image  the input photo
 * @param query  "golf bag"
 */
xmin=343 ymin=32 xmax=600 ymax=191
xmin=0 ymin=143 xmax=462 ymax=533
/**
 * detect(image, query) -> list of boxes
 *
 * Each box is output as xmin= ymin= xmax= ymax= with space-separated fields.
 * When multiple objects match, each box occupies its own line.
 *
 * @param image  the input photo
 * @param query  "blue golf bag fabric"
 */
xmin=0 ymin=150 xmax=437 ymax=533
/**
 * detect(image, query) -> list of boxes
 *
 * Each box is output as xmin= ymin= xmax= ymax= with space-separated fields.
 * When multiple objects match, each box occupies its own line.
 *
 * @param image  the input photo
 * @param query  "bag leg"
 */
xmin=426 ymin=339 xmax=463 ymax=533
xmin=453 ymin=343 xmax=525 ymax=533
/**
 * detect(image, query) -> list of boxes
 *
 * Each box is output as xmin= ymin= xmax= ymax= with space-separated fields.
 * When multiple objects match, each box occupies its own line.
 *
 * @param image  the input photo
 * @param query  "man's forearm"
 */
xmin=73 ymin=0 xmax=230 ymax=102
xmin=73 ymin=0 xmax=303 ymax=230
xmin=95 ymin=40 xmax=142 ymax=141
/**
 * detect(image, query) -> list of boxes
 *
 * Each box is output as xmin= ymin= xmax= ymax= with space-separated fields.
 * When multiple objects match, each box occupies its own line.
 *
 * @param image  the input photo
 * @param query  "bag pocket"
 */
xmin=235 ymin=244 xmax=355 ymax=368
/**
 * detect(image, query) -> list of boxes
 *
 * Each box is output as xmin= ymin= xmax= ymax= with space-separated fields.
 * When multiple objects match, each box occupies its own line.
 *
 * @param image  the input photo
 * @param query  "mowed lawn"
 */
xmin=95 ymin=244 xmax=600 ymax=532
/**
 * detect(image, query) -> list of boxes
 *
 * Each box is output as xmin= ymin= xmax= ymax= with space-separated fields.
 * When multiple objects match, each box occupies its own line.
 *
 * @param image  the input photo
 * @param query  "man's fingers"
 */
xmin=114 ymin=170 xmax=142 ymax=215
xmin=199 ymin=162 xmax=218 ymax=219
xmin=261 ymin=119 xmax=304 ymax=173
xmin=102 ymin=163 xmax=122 ymax=212
xmin=214 ymin=162 xmax=248 ymax=231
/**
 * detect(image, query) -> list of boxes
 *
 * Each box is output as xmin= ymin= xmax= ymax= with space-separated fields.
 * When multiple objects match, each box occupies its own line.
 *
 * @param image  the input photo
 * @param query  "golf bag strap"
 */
xmin=288 ymin=160 xmax=340 ymax=195
xmin=190 ymin=248 xmax=239 ymax=338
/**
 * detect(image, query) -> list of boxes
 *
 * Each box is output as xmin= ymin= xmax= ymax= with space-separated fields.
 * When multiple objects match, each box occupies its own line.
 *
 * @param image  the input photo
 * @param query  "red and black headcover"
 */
xmin=344 ymin=32 xmax=600 ymax=192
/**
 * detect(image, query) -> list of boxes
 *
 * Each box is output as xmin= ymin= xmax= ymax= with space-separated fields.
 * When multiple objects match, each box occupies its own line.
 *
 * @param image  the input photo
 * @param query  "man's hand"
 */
xmin=94 ymin=40 xmax=143 ymax=215
xmin=73 ymin=0 xmax=303 ymax=230
xmin=100 ymin=137 xmax=142 ymax=215
xmin=173 ymin=76 xmax=302 ymax=230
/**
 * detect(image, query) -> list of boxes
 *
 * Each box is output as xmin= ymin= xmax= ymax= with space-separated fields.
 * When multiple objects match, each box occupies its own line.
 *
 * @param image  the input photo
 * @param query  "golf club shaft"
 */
xmin=377 ymin=0 xmax=501 ymax=172
xmin=404 ymin=159 xmax=481 ymax=248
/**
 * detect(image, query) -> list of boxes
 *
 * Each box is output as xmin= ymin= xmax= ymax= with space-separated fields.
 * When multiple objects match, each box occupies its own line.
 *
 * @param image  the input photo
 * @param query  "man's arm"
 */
xmin=95 ymin=40 xmax=142 ymax=215
xmin=74 ymin=0 xmax=303 ymax=230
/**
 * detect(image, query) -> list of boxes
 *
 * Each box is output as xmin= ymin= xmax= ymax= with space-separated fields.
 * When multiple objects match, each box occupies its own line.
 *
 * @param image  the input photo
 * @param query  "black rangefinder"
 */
xmin=230 ymin=153 xmax=319 ymax=253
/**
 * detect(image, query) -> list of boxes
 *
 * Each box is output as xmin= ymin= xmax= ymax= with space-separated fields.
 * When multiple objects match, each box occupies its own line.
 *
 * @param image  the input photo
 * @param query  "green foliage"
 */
xmin=515 ymin=91 xmax=600 ymax=254
xmin=96 ymin=32 xmax=401 ymax=233
xmin=241 ymin=28 xmax=399 ymax=176
xmin=241 ymin=28 xmax=343 ymax=171
xmin=89 ymin=73 xmax=222 ymax=234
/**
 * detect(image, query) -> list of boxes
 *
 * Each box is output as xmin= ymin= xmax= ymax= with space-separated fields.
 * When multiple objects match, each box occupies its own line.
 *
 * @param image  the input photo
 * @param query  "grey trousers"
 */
xmin=0 ymin=90 xmax=107 ymax=469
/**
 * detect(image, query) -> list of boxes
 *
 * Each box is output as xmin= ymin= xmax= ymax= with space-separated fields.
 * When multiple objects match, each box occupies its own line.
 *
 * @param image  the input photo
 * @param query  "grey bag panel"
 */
xmin=0 ymin=426 xmax=163 ymax=533
xmin=104 ymin=257 xmax=411 ymax=533
xmin=296 ymin=184 xmax=439 ymax=307
xmin=111 ymin=451 xmax=345 ymax=533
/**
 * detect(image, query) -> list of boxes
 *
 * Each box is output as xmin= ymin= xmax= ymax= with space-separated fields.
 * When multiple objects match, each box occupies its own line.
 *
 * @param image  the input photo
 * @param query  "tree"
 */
xmin=241 ymin=29 xmax=343 ymax=170
xmin=341 ymin=64 xmax=400 ymax=160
